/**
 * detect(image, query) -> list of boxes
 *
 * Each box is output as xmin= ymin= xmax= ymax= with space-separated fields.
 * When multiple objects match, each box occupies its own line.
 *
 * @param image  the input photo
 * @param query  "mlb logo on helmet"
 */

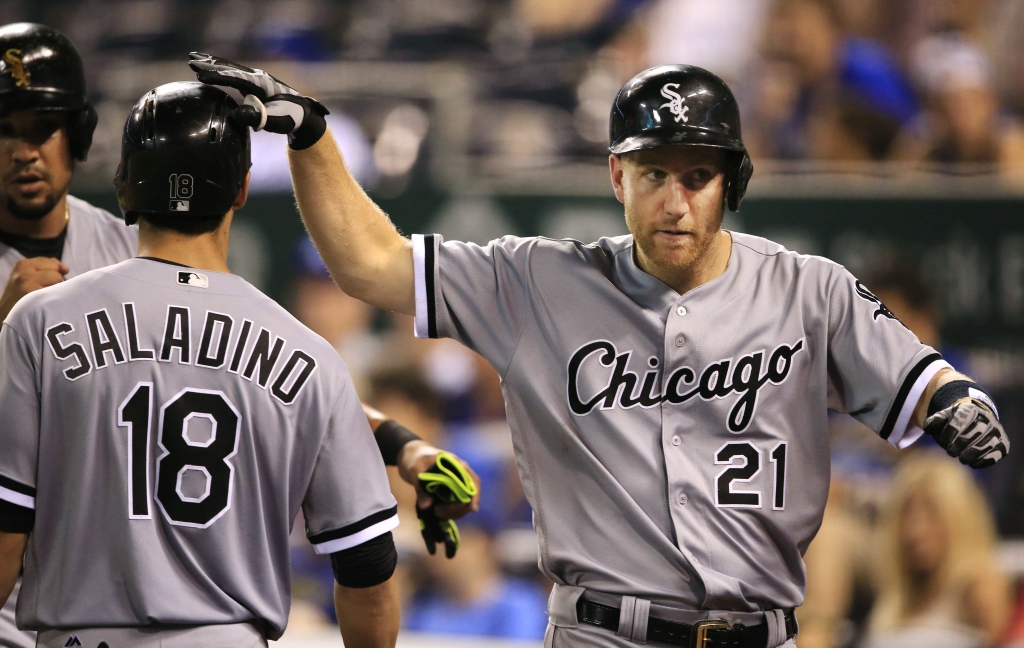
xmin=169 ymin=200 xmax=190 ymax=211
xmin=177 ymin=271 xmax=209 ymax=288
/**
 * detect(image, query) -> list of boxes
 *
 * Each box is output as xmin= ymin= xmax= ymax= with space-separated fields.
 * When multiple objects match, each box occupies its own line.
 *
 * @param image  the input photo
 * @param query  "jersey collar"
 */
xmin=613 ymin=231 xmax=745 ymax=317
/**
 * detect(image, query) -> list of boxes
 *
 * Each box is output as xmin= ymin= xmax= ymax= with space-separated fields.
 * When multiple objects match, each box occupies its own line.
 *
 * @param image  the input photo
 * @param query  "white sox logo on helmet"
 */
xmin=660 ymin=83 xmax=688 ymax=123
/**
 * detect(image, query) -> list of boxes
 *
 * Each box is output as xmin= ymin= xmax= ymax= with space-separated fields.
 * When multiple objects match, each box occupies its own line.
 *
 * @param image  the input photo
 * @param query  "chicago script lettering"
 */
xmin=567 ymin=338 xmax=805 ymax=432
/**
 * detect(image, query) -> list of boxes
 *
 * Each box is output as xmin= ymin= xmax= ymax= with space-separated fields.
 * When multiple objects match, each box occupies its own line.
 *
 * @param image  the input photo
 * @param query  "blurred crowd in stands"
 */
xmin=11 ymin=0 xmax=1024 ymax=192
xmin=8 ymin=0 xmax=1024 ymax=643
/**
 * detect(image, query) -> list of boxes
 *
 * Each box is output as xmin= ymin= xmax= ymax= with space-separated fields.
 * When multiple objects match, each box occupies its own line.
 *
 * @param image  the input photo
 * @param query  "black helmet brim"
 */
xmin=609 ymin=128 xmax=746 ymax=156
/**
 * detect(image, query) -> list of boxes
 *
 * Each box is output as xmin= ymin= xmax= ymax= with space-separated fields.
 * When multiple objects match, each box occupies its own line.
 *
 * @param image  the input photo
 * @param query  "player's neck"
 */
xmin=0 ymin=193 xmax=69 ymax=238
xmin=639 ymin=229 xmax=732 ymax=295
xmin=137 ymin=217 xmax=233 ymax=274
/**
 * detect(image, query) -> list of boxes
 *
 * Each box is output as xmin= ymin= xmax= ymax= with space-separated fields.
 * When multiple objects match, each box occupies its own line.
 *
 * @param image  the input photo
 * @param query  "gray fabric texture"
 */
xmin=0 ymin=196 xmax=136 ymax=648
xmin=414 ymin=231 xmax=942 ymax=613
xmin=35 ymin=623 xmax=266 ymax=648
xmin=0 ymin=258 xmax=396 ymax=639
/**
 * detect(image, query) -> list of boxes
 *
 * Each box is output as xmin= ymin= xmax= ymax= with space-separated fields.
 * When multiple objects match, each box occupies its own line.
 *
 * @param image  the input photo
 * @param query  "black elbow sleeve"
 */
xmin=330 ymin=531 xmax=398 ymax=588
xmin=0 ymin=499 xmax=34 ymax=534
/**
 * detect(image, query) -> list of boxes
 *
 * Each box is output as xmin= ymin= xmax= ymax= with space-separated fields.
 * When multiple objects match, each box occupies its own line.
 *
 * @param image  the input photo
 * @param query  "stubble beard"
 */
xmin=2 ymin=169 xmax=68 ymax=222
xmin=7 ymin=191 xmax=60 ymax=221
xmin=627 ymin=206 xmax=722 ymax=278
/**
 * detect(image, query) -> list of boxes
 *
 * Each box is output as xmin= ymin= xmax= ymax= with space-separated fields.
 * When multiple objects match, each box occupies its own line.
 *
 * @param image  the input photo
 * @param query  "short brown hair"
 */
xmin=138 ymin=212 xmax=226 ymax=235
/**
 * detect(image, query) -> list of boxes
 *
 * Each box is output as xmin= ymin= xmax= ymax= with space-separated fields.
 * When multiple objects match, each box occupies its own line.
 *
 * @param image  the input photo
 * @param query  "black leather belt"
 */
xmin=576 ymin=598 xmax=798 ymax=648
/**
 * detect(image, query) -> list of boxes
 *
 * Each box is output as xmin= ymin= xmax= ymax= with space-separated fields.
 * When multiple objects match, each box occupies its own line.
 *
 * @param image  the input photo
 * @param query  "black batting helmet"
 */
xmin=115 ymin=82 xmax=251 ymax=226
xmin=609 ymin=65 xmax=753 ymax=211
xmin=0 ymin=22 xmax=98 ymax=161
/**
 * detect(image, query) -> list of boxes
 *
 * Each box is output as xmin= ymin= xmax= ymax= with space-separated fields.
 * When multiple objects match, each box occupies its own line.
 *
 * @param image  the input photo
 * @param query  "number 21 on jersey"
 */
xmin=714 ymin=441 xmax=787 ymax=510
xmin=118 ymin=382 xmax=240 ymax=528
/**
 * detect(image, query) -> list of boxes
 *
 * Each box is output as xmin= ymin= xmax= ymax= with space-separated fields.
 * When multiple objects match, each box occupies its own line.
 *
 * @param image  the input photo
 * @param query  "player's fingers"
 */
xmin=433 ymin=501 xmax=473 ymax=521
xmin=19 ymin=256 xmax=64 ymax=271
xmin=193 ymin=69 xmax=266 ymax=101
xmin=416 ymin=491 xmax=434 ymax=510
xmin=942 ymin=406 xmax=983 ymax=454
xmin=262 ymin=113 xmax=296 ymax=136
xmin=24 ymin=269 xmax=66 ymax=289
xmin=962 ymin=423 xmax=1009 ymax=467
xmin=57 ymin=261 xmax=69 ymax=275
xmin=923 ymin=408 xmax=951 ymax=437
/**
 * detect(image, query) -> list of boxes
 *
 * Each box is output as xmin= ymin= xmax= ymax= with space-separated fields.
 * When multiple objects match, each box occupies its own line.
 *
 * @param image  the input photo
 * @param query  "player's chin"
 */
xmin=643 ymin=246 xmax=696 ymax=272
xmin=649 ymin=235 xmax=698 ymax=258
xmin=6 ymin=195 xmax=53 ymax=220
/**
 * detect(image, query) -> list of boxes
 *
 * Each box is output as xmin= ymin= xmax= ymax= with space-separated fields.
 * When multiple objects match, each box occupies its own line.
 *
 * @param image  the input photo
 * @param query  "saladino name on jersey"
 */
xmin=567 ymin=338 xmax=805 ymax=432
xmin=43 ymin=303 xmax=317 ymax=405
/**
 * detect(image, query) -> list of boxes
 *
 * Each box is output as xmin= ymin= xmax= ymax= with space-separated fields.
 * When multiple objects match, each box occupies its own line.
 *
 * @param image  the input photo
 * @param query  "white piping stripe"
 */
xmin=0 ymin=485 xmax=34 ymax=510
xmin=412 ymin=234 xmax=430 ymax=339
xmin=312 ymin=515 xmax=399 ymax=555
xmin=889 ymin=359 xmax=953 ymax=449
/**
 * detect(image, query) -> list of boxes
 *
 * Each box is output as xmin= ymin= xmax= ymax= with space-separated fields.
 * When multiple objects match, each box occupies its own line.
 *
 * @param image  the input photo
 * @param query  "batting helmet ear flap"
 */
xmin=726 ymin=150 xmax=753 ymax=212
xmin=68 ymin=101 xmax=98 ymax=161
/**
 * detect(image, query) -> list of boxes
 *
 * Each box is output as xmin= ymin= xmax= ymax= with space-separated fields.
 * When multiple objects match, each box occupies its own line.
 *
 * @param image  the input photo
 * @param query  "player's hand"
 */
xmin=397 ymin=442 xmax=480 ymax=520
xmin=398 ymin=444 xmax=480 ymax=559
xmin=187 ymin=52 xmax=328 ymax=150
xmin=924 ymin=399 xmax=1009 ymax=469
xmin=0 ymin=257 xmax=69 ymax=321
xmin=416 ymin=504 xmax=461 ymax=559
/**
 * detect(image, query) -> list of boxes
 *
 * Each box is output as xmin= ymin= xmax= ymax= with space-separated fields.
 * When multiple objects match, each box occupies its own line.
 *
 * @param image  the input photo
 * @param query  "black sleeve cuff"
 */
xmin=0 ymin=498 xmax=34 ymax=534
xmin=330 ymin=531 xmax=398 ymax=588
xmin=375 ymin=420 xmax=422 ymax=466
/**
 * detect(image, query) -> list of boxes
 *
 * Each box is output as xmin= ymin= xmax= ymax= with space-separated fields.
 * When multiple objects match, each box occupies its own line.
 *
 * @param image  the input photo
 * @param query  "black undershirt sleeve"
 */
xmin=0 ymin=499 xmax=34 ymax=534
xmin=329 ymin=531 xmax=398 ymax=588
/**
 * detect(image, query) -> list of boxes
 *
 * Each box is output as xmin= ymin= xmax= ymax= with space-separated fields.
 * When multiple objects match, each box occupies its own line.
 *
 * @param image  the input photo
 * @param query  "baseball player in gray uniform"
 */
xmin=0 ymin=24 xmax=137 ymax=648
xmin=192 ymin=58 xmax=1008 ymax=648
xmin=0 ymin=82 xmax=404 ymax=648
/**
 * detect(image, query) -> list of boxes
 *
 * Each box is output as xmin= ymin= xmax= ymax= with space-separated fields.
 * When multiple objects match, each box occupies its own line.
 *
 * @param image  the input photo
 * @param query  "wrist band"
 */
xmin=927 ymin=380 xmax=999 ymax=418
xmin=375 ymin=420 xmax=422 ymax=466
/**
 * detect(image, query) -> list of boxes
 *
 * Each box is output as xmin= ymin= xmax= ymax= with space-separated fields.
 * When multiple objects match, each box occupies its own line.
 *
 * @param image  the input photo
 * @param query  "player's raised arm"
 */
xmin=188 ymin=53 xmax=414 ymax=315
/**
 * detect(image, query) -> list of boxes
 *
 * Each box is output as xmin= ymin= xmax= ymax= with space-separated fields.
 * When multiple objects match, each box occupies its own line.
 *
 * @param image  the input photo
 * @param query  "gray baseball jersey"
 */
xmin=0 ymin=195 xmax=137 ymax=648
xmin=0 ymin=258 xmax=397 ymax=639
xmin=411 ymin=231 xmax=948 ymax=612
xmin=0 ymin=195 xmax=138 ymax=280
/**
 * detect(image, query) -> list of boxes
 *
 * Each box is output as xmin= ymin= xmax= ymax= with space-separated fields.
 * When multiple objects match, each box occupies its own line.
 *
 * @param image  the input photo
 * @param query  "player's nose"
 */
xmin=662 ymin=176 xmax=691 ymax=218
xmin=10 ymin=138 xmax=41 ymax=163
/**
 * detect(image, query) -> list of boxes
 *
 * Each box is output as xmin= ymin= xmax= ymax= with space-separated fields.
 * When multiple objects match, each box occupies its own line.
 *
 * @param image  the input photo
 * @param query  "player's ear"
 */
xmin=609 ymin=154 xmax=625 ymax=204
xmin=233 ymin=171 xmax=250 ymax=211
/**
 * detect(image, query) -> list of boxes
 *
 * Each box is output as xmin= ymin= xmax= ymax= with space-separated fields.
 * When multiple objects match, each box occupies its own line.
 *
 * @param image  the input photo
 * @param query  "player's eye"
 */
xmin=643 ymin=169 xmax=667 ymax=181
xmin=35 ymin=120 xmax=61 ymax=140
xmin=684 ymin=168 xmax=714 ymax=189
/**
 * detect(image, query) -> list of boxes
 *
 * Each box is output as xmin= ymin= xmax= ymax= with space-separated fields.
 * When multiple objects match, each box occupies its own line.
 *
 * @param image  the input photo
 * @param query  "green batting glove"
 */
xmin=417 ymin=451 xmax=478 ymax=504
xmin=417 ymin=504 xmax=461 ymax=558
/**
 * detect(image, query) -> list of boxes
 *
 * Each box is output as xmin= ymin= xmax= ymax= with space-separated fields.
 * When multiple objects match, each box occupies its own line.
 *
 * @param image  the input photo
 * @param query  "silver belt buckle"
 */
xmin=690 ymin=619 xmax=734 ymax=648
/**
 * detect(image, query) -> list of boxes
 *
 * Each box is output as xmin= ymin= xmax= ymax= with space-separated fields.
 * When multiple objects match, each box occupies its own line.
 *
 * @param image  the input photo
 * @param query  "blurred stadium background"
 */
xmin=11 ymin=0 xmax=1024 ymax=645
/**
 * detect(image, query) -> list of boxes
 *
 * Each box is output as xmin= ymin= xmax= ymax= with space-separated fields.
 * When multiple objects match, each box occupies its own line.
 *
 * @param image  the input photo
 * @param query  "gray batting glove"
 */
xmin=924 ymin=400 xmax=1010 ymax=469
xmin=188 ymin=52 xmax=328 ymax=150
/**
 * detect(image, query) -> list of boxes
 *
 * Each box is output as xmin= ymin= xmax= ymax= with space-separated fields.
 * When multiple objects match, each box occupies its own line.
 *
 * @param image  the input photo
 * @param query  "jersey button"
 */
xmin=671 ymin=435 xmax=681 ymax=446
xmin=678 ymin=493 xmax=688 ymax=506
xmin=676 ymin=306 xmax=687 ymax=317
xmin=674 ymin=335 xmax=685 ymax=347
